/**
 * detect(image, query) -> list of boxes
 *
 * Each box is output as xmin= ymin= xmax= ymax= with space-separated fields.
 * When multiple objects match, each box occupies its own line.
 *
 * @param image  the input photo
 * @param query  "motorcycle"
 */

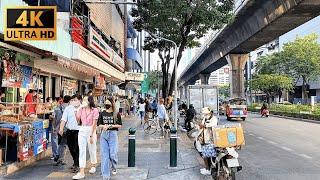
xmin=261 ymin=108 xmax=269 ymax=117
xmin=191 ymin=120 xmax=242 ymax=180
xmin=210 ymin=147 xmax=242 ymax=180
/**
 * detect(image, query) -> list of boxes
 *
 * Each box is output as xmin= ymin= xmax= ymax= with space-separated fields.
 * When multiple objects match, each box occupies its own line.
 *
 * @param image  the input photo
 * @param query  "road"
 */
xmin=3 ymin=114 xmax=320 ymax=180
xmin=232 ymin=114 xmax=320 ymax=180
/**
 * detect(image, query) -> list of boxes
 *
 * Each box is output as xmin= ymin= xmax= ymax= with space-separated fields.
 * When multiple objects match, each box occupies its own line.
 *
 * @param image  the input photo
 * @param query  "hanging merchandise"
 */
xmin=95 ymin=74 xmax=106 ymax=90
xmin=62 ymin=78 xmax=78 ymax=95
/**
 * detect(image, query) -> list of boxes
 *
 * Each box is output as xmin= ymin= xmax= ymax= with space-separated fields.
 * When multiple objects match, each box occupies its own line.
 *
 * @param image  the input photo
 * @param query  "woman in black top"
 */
xmin=98 ymin=99 xmax=122 ymax=180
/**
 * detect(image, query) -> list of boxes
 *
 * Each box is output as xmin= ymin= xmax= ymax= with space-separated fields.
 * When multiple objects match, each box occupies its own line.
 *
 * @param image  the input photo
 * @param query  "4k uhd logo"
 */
xmin=5 ymin=6 xmax=57 ymax=41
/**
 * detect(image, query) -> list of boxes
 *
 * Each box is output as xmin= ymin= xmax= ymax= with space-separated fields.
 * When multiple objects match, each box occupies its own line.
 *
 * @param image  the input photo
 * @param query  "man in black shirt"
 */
xmin=185 ymin=104 xmax=196 ymax=131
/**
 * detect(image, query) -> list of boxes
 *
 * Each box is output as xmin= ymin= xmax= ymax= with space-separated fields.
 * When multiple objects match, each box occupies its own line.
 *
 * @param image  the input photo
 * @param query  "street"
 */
xmin=2 ymin=114 xmax=319 ymax=180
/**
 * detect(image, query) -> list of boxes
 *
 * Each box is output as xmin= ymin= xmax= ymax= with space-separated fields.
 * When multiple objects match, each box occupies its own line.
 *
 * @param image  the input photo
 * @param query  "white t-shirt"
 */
xmin=139 ymin=103 xmax=145 ymax=112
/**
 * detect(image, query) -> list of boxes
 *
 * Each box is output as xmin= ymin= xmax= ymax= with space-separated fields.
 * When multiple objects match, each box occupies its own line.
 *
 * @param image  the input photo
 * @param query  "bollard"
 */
xmin=128 ymin=128 xmax=136 ymax=167
xmin=170 ymin=127 xmax=177 ymax=167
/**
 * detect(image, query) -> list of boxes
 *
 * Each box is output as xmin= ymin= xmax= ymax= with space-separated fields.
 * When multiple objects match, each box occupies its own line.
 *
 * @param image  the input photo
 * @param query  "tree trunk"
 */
xmin=278 ymin=90 xmax=282 ymax=103
xmin=302 ymin=77 xmax=308 ymax=104
xmin=168 ymin=41 xmax=186 ymax=96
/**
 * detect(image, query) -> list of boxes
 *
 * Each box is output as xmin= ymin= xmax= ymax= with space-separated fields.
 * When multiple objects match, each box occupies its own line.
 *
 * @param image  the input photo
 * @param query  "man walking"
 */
xmin=157 ymin=98 xmax=167 ymax=138
xmin=52 ymin=96 xmax=67 ymax=165
xmin=59 ymin=95 xmax=81 ymax=173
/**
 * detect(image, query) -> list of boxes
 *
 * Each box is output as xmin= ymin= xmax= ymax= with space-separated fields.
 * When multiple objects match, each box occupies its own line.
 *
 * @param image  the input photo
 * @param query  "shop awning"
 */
xmin=127 ymin=48 xmax=142 ymax=68
xmin=72 ymin=43 xmax=125 ymax=82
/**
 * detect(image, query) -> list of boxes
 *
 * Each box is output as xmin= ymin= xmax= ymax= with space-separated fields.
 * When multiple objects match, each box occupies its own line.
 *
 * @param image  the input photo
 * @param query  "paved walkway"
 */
xmin=3 ymin=115 xmax=209 ymax=180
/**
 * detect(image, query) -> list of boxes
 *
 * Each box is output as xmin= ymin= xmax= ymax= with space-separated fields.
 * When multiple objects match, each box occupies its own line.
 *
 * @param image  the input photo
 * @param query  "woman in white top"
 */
xmin=138 ymin=98 xmax=146 ymax=125
xmin=198 ymin=107 xmax=218 ymax=175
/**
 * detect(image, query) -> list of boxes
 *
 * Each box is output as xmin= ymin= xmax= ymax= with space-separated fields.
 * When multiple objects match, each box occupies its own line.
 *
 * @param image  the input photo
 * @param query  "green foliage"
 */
xmin=132 ymin=0 xmax=234 ymax=49
xmin=132 ymin=0 xmax=234 ymax=97
xmin=250 ymin=74 xmax=293 ymax=97
xmin=219 ymin=85 xmax=230 ymax=100
xmin=255 ymin=34 xmax=320 ymax=100
xmin=146 ymin=70 xmax=164 ymax=91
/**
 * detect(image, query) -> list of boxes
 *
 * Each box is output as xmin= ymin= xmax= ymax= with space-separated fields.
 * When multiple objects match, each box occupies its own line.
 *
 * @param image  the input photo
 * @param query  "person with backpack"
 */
xmin=52 ymin=96 xmax=68 ymax=165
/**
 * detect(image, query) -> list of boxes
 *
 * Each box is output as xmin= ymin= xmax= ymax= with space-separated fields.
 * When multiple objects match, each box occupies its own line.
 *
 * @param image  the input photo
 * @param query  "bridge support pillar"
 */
xmin=199 ymin=74 xmax=210 ymax=85
xmin=227 ymin=54 xmax=248 ymax=99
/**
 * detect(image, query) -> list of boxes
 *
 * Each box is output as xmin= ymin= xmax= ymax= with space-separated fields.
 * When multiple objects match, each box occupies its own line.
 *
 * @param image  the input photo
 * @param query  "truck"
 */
xmin=187 ymin=85 xmax=219 ymax=116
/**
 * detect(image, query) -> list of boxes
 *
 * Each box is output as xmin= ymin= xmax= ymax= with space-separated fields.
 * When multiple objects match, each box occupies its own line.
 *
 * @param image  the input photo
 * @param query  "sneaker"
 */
xmin=69 ymin=165 xmax=76 ymax=170
xmin=89 ymin=167 xmax=96 ymax=174
xmin=200 ymin=169 xmax=211 ymax=175
xmin=159 ymin=136 xmax=165 ymax=139
xmin=112 ymin=169 xmax=117 ymax=175
xmin=50 ymin=156 xmax=55 ymax=160
xmin=103 ymin=177 xmax=110 ymax=180
xmin=72 ymin=172 xmax=85 ymax=179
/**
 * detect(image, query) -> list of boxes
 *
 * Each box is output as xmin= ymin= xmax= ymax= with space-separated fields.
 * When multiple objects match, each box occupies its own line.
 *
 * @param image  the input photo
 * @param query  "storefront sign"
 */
xmin=2 ymin=59 xmax=33 ymax=88
xmin=125 ymin=72 xmax=145 ymax=82
xmin=57 ymin=57 xmax=99 ymax=76
xmin=5 ymin=6 xmax=57 ymax=41
xmin=88 ymin=27 xmax=113 ymax=62
xmin=88 ymin=27 xmax=125 ymax=71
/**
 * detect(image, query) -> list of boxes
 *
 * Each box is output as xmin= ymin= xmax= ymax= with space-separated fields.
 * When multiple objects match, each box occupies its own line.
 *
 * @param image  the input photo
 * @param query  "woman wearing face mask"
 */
xmin=198 ymin=107 xmax=218 ymax=175
xmin=98 ymin=98 xmax=122 ymax=180
xmin=72 ymin=96 xmax=99 ymax=179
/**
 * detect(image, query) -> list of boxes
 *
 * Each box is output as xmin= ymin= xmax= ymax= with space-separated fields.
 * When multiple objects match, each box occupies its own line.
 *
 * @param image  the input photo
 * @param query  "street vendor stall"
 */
xmin=0 ymin=103 xmax=50 ymax=165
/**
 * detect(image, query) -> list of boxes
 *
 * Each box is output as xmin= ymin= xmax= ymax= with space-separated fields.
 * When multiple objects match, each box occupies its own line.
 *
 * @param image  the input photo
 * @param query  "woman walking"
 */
xmin=98 ymin=99 xmax=122 ymax=180
xmin=138 ymin=98 xmax=146 ymax=125
xmin=72 ymin=96 xmax=99 ymax=179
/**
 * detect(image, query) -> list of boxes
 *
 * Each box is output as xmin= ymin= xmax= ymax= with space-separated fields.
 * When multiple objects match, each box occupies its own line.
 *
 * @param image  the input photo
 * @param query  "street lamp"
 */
xmin=157 ymin=60 xmax=160 ymax=100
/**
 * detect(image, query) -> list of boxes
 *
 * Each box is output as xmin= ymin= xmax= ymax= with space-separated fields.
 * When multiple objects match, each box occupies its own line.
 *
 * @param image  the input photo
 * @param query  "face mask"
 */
xmin=105 ymin=105 xmax=111 ymax=109
xmin=49 ymin=100 xmax=53 ymax=103
xmin=70 ymin=100 xmax=80 ymax=107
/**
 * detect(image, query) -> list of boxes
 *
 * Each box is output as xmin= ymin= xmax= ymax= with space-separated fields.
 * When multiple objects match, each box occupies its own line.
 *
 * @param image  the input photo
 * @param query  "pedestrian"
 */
xmin=98 ymin=99 xmax=122 ymax=180
xmin=157 ymin=98 xmax=167 ymax=138
xmin=185 ymin=104 xmax=196 ymax=131
xmin=114 ymin=96 xmax=120 ymax=116
xmin=59 ymin=95 xmax=81 ymax=173
xmin=72 ymin=96 xmax=98 ymax=179
xmin=25 ymin=89 xmax=37 ymax=117
xmin=138 ymin=98 xmax=146 ymax=125
xmin=52 ymin=96 xmax=68 ymax=166
xmin=151 ymin=100 xmax=158 ymax=117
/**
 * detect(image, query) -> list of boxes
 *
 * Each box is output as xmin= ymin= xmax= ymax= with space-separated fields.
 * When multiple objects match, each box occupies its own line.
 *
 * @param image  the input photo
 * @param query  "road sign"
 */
xmin=141 ymin=74 xmax=149 ymax=93
xmin=5 ymin=6 xmax=57 ymax=41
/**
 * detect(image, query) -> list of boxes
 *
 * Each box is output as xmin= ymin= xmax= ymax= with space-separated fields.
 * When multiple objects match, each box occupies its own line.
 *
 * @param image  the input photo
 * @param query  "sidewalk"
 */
xmin=4 ymin=115 xmax=210 ymax=180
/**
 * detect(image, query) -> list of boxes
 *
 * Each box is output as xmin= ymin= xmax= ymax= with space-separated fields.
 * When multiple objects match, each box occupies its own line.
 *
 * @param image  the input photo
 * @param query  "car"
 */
xmin=226 ymin=98 xmax=248 ymax=121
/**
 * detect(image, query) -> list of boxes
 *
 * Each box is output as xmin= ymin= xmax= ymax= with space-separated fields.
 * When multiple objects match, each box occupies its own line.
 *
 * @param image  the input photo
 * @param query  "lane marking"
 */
xmin=257 ymin=136 xmax=264 ymax=140
xmin=249 ymin=133 xmax=254 ymax=136
xmin=299 ymin=154 xmax=312 ymax=159
xmin=267 ymin=140 xmax=278 ymax=145
xmin=281 ymin=146 xmax=293 ymax=152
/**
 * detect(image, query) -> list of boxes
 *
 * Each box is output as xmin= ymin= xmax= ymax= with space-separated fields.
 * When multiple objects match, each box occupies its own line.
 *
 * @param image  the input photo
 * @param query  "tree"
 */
xmin=255 ymin=34 xmax=320 ymax=102
xmin=146 ymin=70 xmax=164 ymax=90
xmin=219 ymin=84 xmax=230 ymax=100
xmin=281 ymin=34 xmax=320 ymax=101
xmin=132 ymin=0 xmax=234 ymax=98
xmin=250 ymin=74 xmax=293 ymax=104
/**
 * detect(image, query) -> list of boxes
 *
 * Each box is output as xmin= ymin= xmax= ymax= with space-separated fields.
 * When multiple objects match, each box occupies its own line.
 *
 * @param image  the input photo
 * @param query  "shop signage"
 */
xmin=2 ymin=59 xmax=33 ymax=88
xmin=125 ymin=72 xmax=145 ymax=82
xmin=88 ymin=27 xmax=125 ymax=71
xmin=5 ymin=6 xmax=57 ymax=41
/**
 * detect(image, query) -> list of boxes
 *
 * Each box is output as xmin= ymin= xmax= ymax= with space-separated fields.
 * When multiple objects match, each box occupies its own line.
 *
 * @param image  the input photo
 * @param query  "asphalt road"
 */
xmin=224 ymin=114 xmax=320 ymax=180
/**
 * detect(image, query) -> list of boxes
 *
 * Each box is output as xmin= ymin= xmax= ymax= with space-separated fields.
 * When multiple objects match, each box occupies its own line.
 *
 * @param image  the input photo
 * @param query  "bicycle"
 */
xmin=143 ymin=116 xmax=158 ymax=135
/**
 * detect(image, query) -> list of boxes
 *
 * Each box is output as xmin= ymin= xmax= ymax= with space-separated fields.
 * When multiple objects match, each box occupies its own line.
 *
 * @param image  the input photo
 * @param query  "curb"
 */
xmin=250 ymin=112 xmax=320 ymax=124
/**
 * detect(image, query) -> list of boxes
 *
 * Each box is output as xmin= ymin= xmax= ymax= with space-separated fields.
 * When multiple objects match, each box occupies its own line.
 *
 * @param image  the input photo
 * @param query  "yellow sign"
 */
xmin=4 ymin=6 xmax=57 ymax=41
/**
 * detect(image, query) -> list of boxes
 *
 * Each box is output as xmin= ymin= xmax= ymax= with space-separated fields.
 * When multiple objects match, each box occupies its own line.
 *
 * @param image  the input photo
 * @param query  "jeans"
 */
xmin=57 ymin=133 xmax=67 ymax=161
xmin=78 ymin=126 xmax=97 ymax=168
xmin=100 ymin=130 xmax=118 ymax=178
xmin=66 ymin=130 xmax=79 ymax=167
xmin=139 ymin=111 xmax=145 ymax=122
xmin=51 ymin=131 xmax=59 ymax=158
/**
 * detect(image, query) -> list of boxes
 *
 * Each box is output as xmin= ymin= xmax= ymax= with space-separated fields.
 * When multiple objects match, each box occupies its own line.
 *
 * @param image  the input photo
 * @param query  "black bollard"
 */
xmin=128 ymin=128 xmax=136 ymax=167
xmin=170 ymin=127 xmax=177 ymax=167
